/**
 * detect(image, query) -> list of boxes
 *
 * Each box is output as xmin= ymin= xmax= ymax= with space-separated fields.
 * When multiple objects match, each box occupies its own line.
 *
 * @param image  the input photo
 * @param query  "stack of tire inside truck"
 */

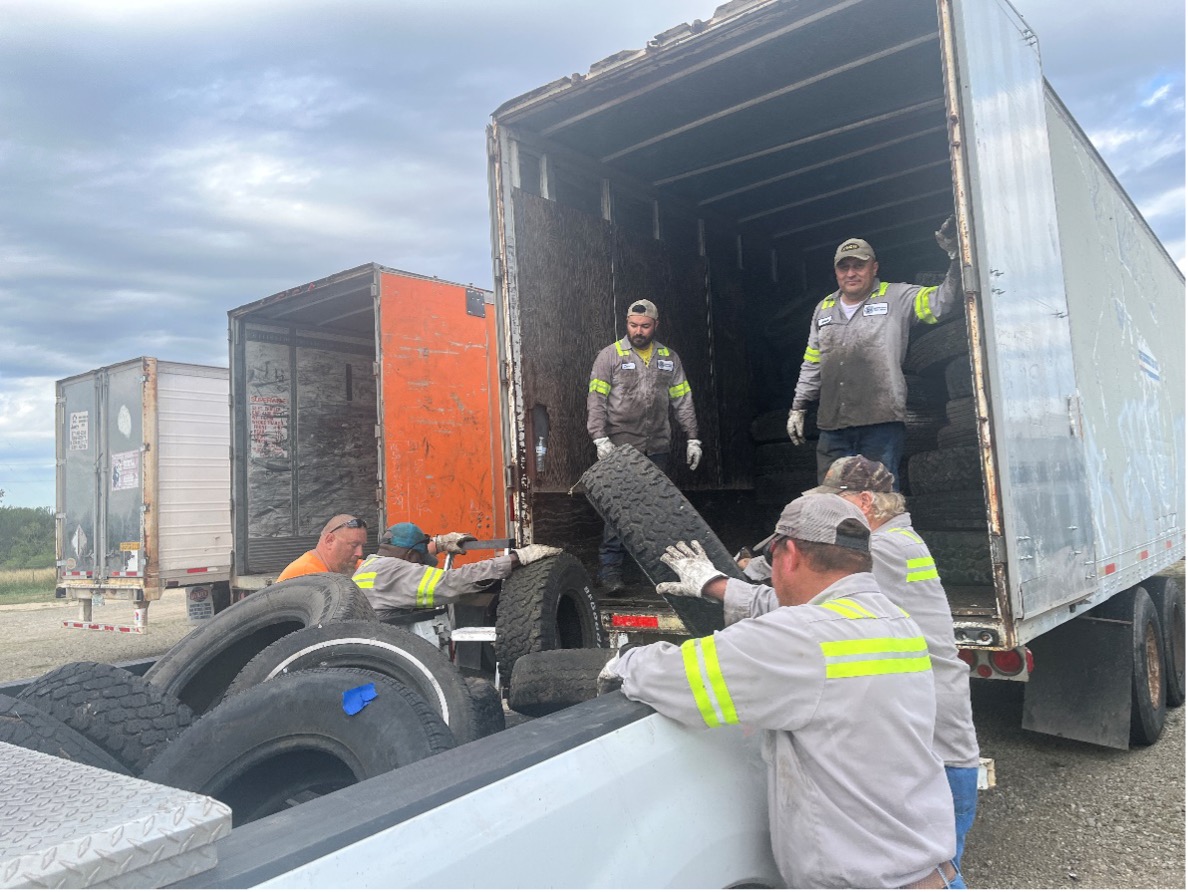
xmin=0 ymin=560 xmax=608 ymax=827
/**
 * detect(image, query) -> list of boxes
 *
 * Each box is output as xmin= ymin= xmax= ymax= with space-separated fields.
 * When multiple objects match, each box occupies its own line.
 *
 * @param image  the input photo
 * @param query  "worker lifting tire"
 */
xmin=508 ymin=648 xmax=611 ymax=717
xmin=223 ymin=620 xmax=491 ymax=744
xmin=579 ymin=444 xmax=746 ymax=636
xmin=1145 ymin=576 xmax=1186 ymax=708
xmin=495 ymin=553 xmax=606 ymax=676
xmin=1098 ymin=586 xmax=1167 ymax=745
xmin=141 ymin=668 xmax=455 ymax=827
xmin=144 ymin=573 xmax=376 ymax=714
xmin=16 ymin=661 xmax=195 ymax=774
xmin=0 ymin=694 xmax=130 ymax=775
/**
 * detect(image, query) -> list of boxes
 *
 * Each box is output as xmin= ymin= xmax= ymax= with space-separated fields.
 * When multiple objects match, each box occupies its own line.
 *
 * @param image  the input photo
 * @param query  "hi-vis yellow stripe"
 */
xmin=822 ymin=297 xmax=837 ymax=309
xmin=915 ymin=286 xmax=939 ymax=324
xmin=906 ymin=556 xmax=939 ymax=582
xmin=417 ymin=567 xmax=444 ymax=607
xmin=804 ymin=346 xmax=821 ymax=364
xmin=680 ymin=636 xmax=739 ymax=728
xmin=669 ymin=381 xmax=691 ymax=399
xmin=820 ymin=635 xmax=931 ymax=679
xmin=819 ymin=597 xmax=879 ymax=619
xmin=888 ymin=527 xmax=924 ymax=545
xmin=615 ymin=340 xmax=630 ymax=356
xmin=589 ymin=378 xmax=611 ymax=395
xmin=354 ymin=572 xmax=376 ymax=589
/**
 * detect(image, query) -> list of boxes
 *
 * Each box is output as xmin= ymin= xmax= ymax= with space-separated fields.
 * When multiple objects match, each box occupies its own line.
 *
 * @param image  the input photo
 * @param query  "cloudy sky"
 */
xmin=1 ymin=0 xmax=1183 ymax=508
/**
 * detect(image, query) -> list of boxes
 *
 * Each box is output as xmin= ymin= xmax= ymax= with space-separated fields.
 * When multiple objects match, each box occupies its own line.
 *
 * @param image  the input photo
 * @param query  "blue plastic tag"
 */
xmin=342 ymin=682 xmax=378 ymax=716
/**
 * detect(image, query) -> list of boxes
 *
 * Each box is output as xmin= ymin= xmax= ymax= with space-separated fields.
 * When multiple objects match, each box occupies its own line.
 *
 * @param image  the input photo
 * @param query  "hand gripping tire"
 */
xmin=17 ymin=661 xmax=195 ymax=774
xmin=495 ymin=553 xmax=606 ymax=676
xmin=0 ymin=693 xmax=129 ymax=775
xmin=579 ymin=444 xmax=746 ymax=636
xmin=141 ymin=668 xmax=455 ymax=826
xmin=223 ymin=620 xmax=489 ymax=744
xmin=144 ymin=573 xmax=375 ymax=714
xmin=1145 ymin=576 xmax=1186 ymax=708
xmin=508 ymin=648 xmax=612 ymax=718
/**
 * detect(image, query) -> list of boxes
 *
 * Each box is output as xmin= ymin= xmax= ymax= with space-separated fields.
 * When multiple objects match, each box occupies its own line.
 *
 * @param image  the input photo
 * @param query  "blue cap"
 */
xmin=384 ymin=522 xmax=430 ymax=556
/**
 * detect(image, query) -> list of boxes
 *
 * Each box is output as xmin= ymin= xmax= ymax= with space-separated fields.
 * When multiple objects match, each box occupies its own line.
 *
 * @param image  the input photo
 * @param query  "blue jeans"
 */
xmin=946 ymin=765 xmax=979 ymax=870
xmin=816 ymin=421 xmax=906 ymax=490
xmin=599 ymin=451 xmax=668 ymax=572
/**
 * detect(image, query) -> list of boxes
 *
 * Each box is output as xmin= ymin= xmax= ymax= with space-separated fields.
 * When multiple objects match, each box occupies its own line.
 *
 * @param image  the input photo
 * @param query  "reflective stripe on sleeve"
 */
xmin=914 ymin=286 xmax=939 ymax=324
xmin=680 ymin=636 xmax=740 ymax=728
xmin=658 ymin=346 xmax=670 ymax=356
xmin=615 ymin=340 xmax=630 ymax=356
xmin=669 ymin=381 xmax=692 ymax=399
xmin=906 ymin=556 xmax=939 ymax=582
xmin=804 ymin=346 xmax=821 ymax=364
xmin=888 ymin=527 xmax=924 ymax=545
xmin=589 ymin=378 xmax=611 ymax=395
xmin=827 ymin=597 xmax=878 ymax=618
xmin=820 ymin=635 xmax=931 ymax=679
xmin=417 ymin=567 xmax=445 ymax=607
xmin=353 ymin=572 xmax=376 ymax=590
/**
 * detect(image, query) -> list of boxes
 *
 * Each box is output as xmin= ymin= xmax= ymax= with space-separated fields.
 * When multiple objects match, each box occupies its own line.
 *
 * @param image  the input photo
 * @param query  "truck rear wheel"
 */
xmin=1100 ymin=587 xmax=1167 ymax=745
xmin=141 ymin=668 xmax=454 ymax=826
xmin=495 ymin=553 xmax=606 ymax=676
xmin=223 ymin=620 xmax=493 ymax=743
xmin=0 ymin=694 xmax=129 ymax=775
xmin=1145 ymin=577 xmax=1186 ymax=708
xmin=508 ymin=648 xmax=611 ymax=717
xmin=144 ymin=573 xmax=376 ymax=714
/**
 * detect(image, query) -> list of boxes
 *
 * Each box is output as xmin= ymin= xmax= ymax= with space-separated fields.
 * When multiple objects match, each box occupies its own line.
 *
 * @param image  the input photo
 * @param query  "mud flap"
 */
xmin=1022 ymin=614 xmax=1132 ymax=749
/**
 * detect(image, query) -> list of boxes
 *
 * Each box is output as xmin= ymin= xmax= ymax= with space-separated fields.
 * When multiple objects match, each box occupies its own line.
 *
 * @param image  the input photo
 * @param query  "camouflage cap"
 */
xmin=834 ymin=237 xmax=875 ymax=265
xmin=626 ymin=298 xmax=659 ymax=321
xmin=804 ymin=455 xmax=895 ymax=496
xmin=774 ymin=493 xmax=870 ymax=552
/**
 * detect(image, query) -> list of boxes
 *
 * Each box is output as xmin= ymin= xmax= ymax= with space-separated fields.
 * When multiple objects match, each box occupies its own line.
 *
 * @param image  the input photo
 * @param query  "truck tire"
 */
xmin=944 ymin=355 xmax=974 ymax=398
xmin=905 ymin=317 xmax=968 ymax=374
xmin=579 ymin=444 xmax=744 ymax=635
xmin=495 ymin=553 xmax=606 ymax=676
xmin=1145 ymin=577 xmax=1186 ymax=708
xmin=16 ymin=661 xmax=195 ymax=774
xmin=945 ymin=397 xmax=976 ymax=427
xmin=141 ymin=668 xmax=454 ymax=826
xmin=223 ymin=620 xmax=489 ymax=744
xmin=508 ymin=648 xmax=610 ymax=717
xmin=144 ymin=573 xmax=376 ymax=714
xmin=754 ymin=442 xmax=818 ymax=476
xmin=918 ymin=531 xmax=994 ymax=586
xmin=1098 ymin=587 xmax=1167 ymax=745
xmin=905 ymin=446 xmax=982 ymax=496
xmin=749 ymin=408 xmax=818 ymax=444
xmin=937 ymin=422 xmax=979 ymax=449
xmin=0 ymin=693 xmax=129 ymax=775
xmin=464 ymin=677 xmax=506 ymax=739
xmin=907 ymin=490 xmax=987 ymax=531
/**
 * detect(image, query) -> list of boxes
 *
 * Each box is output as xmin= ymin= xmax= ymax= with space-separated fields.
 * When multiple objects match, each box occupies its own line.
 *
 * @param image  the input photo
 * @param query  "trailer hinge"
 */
xmin=373 ymin=361 xmax=380 ymax=378
xmin=493 ymin=257 xmax=503 ymax=280
xmin=989 ymin=534 xmax=1006 ymax=565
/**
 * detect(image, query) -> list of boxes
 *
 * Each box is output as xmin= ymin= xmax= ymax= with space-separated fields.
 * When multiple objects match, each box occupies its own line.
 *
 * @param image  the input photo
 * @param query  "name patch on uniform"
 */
xmin=620 ymin=361 xmax=636 ymax=370
xmin=656 ymin=359 xmax=674 ymax=372
xmin=863 ymin=302 xmax=889 ymax=316
xmin=818 ymin=316 xmax=833 ymax=327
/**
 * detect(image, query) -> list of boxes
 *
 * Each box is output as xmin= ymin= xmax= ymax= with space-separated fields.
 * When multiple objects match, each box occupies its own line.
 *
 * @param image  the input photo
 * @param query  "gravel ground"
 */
xmin=1 ymin=595 xmax=1183 ymax=888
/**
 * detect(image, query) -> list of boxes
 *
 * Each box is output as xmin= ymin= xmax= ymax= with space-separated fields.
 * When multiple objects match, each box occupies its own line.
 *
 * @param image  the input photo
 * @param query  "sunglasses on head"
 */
xmin=328 ymin=517 xmax=367 ymax=534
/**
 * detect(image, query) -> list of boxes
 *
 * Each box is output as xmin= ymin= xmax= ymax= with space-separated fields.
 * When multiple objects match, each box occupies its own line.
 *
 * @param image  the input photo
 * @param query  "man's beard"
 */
xmin=629 ymin=333 xmax=653 ymax=348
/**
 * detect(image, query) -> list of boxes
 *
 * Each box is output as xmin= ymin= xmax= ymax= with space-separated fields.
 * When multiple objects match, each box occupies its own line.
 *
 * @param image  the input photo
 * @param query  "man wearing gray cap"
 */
xmin=604 ymin=493 xmax=961 ymax=889
xmin=588 ymin=298 xmax=701 ymax=590
xmin=788 ymin=218 xmax=961 ymax=488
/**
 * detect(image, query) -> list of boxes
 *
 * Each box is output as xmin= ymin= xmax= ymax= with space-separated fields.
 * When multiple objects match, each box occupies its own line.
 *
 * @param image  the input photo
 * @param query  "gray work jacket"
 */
xmin=352 ymin=553 xmax=515 ymax=617
xmin=587 ymin=337 xmax=697 ymax=454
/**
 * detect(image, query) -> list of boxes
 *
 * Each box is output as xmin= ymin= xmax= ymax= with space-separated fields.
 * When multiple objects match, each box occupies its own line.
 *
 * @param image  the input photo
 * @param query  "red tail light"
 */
xmin=990 ymin=649 xmax=1024 ymax=676
xmin=957 ymin=649 xmax=976 ymax=666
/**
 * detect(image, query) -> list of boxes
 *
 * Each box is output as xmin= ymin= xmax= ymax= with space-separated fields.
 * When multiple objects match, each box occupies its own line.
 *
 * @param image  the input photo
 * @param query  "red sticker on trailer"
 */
xmin=1103 ymin=563 xmax=1117 ymax=575
xmin=611 ymin=614 xmax=660 ymax=629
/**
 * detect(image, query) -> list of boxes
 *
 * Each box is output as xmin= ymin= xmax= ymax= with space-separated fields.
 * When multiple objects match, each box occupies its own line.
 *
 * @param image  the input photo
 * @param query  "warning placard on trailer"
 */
xmin=111 ymin=450 xmax=140 ymax=491
xmin=70 ymin=411 xmax=89 ymax=450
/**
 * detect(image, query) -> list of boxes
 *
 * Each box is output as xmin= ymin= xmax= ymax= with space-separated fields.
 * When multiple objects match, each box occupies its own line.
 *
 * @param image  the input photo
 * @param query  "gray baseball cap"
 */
xmin=834 ymin=237 xmax=875 ymax=265
xmin=626 ymin=299 xmax=659 ymax=321
xmin=804 ymin=455 xmax=895 ymax=495
xmin=774 ymin=493 xmax=871 ymax=552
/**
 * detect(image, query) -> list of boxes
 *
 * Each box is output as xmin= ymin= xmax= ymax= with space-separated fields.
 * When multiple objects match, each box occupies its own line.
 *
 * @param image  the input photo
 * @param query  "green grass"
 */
xmin=0 ymin=567 xmax=57 ymax=606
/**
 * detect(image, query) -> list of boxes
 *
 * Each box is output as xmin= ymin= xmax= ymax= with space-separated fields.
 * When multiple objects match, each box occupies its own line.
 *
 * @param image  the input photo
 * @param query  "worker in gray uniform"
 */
xmin=352 ymin=521 xmax=560 ymax=621
xmin=601 ymin=494 xmax=962 ymax=889
xmin=788 ymin=219 xmax=961 ymax=488
xmin=587 ymin=298 xmax=701 ymax=591
xmin=807 ymin=455 xmax=981 ymax=868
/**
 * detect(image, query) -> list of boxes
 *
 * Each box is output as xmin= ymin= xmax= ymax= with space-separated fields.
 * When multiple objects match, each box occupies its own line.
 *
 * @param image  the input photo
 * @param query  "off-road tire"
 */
xmin=144 ymin=573 xmax=376 ymax=714
xmin=463 ymin=677 xmax=506 ymax=739
xmin=17 ymin=661 xmax=195 ymax=774
xmin=1146 ymin=577 xmax=1186 ymax=708
xmin=223 ymin=620 xmax=487 ymax=744
xmin=141 ymin=668 xmax=454 ymax=826
xmin=908 ymin=490 xmax=987 ymax=531
xmin=906 ymin=446 xmax=982 ymax=496
xmin=580 ymin=444 xmax=744 ymax=635
xmin=917 ymin=531 xmax=994 ymax=586
xmin=0 ymin=693 xmax=129 ymax=775
xmin=495 ymin=553 xmax=606 ymax=676
xmin=945 ymin=356 xmax=974 ymax=398
xmin=508 ymin=648 xmax=611 ymax=718
xmin=905 ymin=317 xmax=969 ymax=374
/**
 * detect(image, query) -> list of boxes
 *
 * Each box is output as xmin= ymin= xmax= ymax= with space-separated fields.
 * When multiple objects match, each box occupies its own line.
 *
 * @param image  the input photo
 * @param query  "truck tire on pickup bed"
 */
xmin=0 ymin=694 xmax=129 ymax=775
xmin=579 ymin=445 xmax=745 ymax=636
xmin=905 ymin=446 xmax=982 ymax=496
xmin=495 ymin=553 xmax=605 ymax=676
xmin=223 ymin=620 xmax=489 ymax=743
xmin=464 ymin=677 xmax=506 ymax=738
xmin=141 ymin=668 xmax=454 ymax=826
xmin=1145 ymin=577 xmax=1186 ymax=708
xmin=508 ymin=648 xmax=611 ymax=717
xmin=17 ymin=661 xmax=194 ymax=774
xmin=144 ymin=573 xmax=376 ymax=714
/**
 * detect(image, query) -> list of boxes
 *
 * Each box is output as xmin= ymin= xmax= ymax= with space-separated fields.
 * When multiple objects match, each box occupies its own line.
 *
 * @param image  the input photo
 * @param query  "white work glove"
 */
xmin=787 ymin=409 xmax=806 ymax=445
xmin=596 ymin=653 xmax=622 ymax=695
xmin=935 ymin=214 xmax=958 ymax=260
xmin=433 ymin=532 xmax=473 ymax=555
xmin=594 ymin=437 xmax=614 ymax=460
xmin=655 ymin=540 xmax=726 ymax=599
xmin=686 ymin=439 xmax=703 ymax=471
xmin=513 ymin=544 xmax=563 ymax=565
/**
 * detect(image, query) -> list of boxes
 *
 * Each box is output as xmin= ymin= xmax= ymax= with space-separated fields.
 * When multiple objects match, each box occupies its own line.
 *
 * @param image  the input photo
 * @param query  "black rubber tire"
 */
xmin=903 ymin=373 xmax=947 ymax=409
xmin=144 ymin=573 xmax=376 ymax=714
xmin=223 ymin=620 xmax=488 ymax=744
xmin=141 ymin=668 xmax=455 ymax=826
xmin=903 ymin=424 xmax=941 ymax=457
xmin=944 ymin=355 xmax=974 ymax=398
xmin=580 ymin=444 xmax=744 ymax=635
xmin=17 ymin=661 xmax=195 ymax=774
xmin=754 ymin=441 xmax=818 ymax=475
xmin=463 ymin=677 xmax=507 ymax=739
xmin=1146 ymin=577 xmax=1186 ymax=708
xmin=946 ymin=397 xmax=976 ymax=426
xmin=0 ymin=693 xmax=129 ymax=775
xmin=508 ymin=648 xmax=611 ymax=717
xmin=937 ymin=422 xmax=979 ymax=449
xmin=905 ymin=317 xmax=969 ymax=374
xmin=918 ymin=531 xmax=994 ymax=586
xmin=495 ymin=553 xmax=606 ymax=676
xmin=749 ymin=408 xmax=819 ymax=444
xmin=906 ymin=446 xmax=982 ymax=496
xmin=1099 ymin=588 xmax=1167 ymax=745
xmin=908 ymin=490 xmax=987 ymax=531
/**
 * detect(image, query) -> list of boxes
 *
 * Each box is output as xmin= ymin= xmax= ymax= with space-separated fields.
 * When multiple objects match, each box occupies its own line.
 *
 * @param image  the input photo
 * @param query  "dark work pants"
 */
xmin=599 ymin=451 xmax=669 ymax=572
xmin=816 ymin=421 xmax=906 ymax=490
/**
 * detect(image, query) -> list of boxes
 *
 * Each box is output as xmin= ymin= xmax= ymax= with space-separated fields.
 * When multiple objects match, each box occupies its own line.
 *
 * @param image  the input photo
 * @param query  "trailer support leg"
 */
xmin=78 ymin=596 xmax=93 ymax=623
xmin=133 ymin=600 xmax=149 ymax=632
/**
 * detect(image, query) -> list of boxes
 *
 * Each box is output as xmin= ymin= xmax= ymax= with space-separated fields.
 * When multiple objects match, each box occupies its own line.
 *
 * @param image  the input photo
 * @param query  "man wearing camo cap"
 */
xmin=604 ymin=493 xmax=961 ymax=889
xmin=808 ymin=455 xmax=981 ymax=869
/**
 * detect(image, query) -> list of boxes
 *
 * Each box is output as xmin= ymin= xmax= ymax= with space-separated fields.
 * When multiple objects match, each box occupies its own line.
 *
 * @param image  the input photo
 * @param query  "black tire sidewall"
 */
xmin=1146 ymin=577 xmax=1186 ymax=708
xmin=1128 ymin=588 xmax=1168 ymax=745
